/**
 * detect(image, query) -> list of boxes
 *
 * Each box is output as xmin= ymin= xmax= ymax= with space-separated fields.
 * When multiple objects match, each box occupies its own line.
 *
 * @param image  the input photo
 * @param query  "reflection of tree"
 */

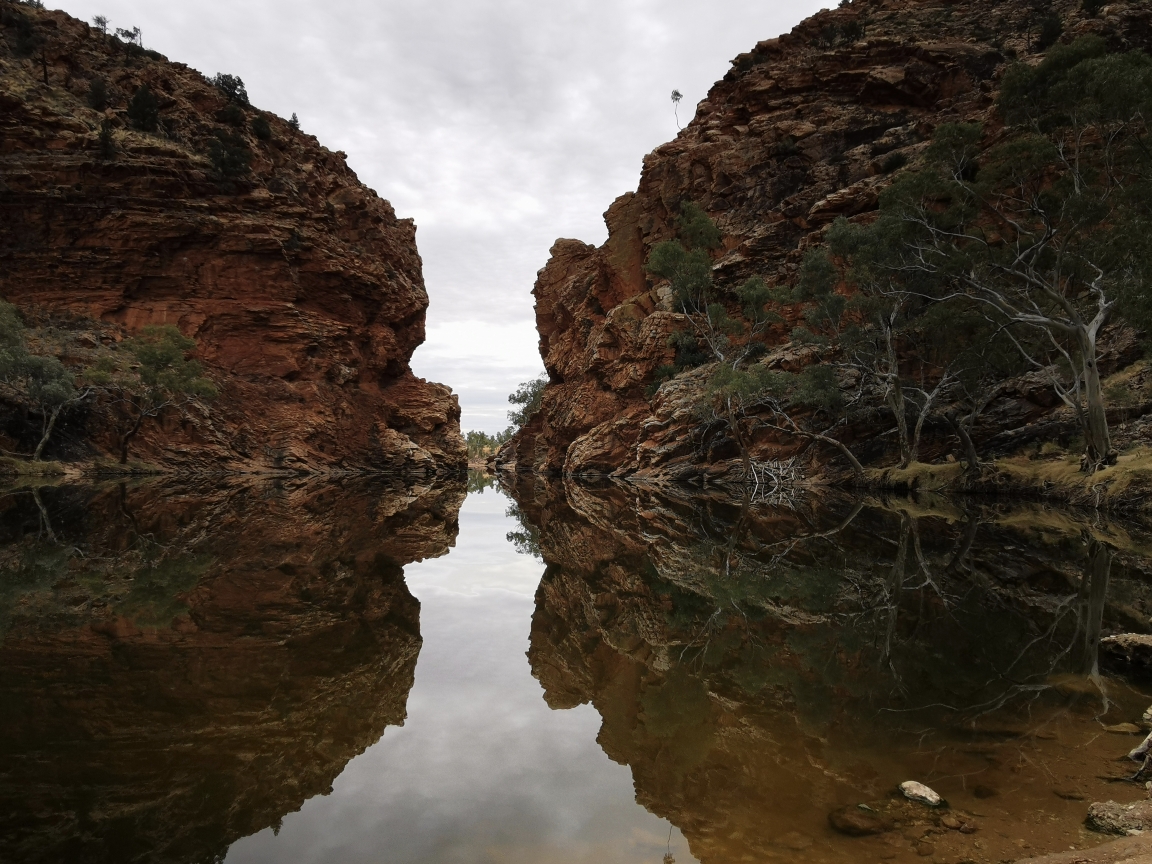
xmin=505 ymin=502 xmax=543 ymax=559
xmin=519 ymin=477 xmax=1152 ymax=864
xmin=467 ymin=469 xmax=497 ymax=494
xmin=1079 ymin=540 xmax=1111 ymax=677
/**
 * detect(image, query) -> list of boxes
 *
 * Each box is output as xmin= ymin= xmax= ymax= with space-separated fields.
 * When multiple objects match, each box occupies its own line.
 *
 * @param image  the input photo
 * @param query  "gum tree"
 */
xmin=87 ymin=325 xmax=216 ymax=464
xmin=833 ymin=39 xmax=1152 ymax=472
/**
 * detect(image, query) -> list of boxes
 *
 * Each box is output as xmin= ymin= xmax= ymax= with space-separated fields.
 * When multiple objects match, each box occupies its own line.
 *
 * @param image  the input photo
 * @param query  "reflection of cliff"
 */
xmin=513 ymin=475 xmax=1152 ymax=863
xmin=0 ymin=478 xmax=464 ymax=864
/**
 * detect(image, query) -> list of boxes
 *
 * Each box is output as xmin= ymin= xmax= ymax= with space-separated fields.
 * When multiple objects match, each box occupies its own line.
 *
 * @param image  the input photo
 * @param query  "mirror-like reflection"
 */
xmin=508 ymin=475 xmax=1152 ymax=864
xmin=0 ymin=479 xmax=464 ymax=864
xmin=3 ymin=473 xmax=1152 ymax=863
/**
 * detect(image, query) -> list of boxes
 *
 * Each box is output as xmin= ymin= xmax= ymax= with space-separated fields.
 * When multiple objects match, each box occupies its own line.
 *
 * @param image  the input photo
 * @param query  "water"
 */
xmin=1 ymin=476 xmax=1151 ymax=863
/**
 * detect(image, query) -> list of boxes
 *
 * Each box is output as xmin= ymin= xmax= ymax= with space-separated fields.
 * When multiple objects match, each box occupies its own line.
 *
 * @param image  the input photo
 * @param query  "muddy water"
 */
xmin=0 ymin=477 xmax=1150 ymax=863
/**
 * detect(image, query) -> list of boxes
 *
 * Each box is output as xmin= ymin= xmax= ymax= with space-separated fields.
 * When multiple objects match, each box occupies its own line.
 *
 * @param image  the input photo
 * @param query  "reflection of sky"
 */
xmin=225 ymin=490 xmax=697 ymax=864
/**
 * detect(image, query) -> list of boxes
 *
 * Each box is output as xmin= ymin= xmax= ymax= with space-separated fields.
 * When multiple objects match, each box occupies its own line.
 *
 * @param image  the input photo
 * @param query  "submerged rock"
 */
xmin=829 ymin=806 xmax=894 ymax=836
xmin=900 ymin=781 xmax=943 ymax=807
xmin=1086 ymin=800 xmax=1152 ymax=835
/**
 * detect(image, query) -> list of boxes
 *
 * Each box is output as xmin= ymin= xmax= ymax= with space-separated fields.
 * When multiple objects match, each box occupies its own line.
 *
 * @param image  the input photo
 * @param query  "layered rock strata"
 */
xmin=499 ymin=0 xmax=1152 ymax=479
xmin=0 ymin=3 xmax=466 ymax=472
xmin=0 ymin=477 xmax=464 ymax=863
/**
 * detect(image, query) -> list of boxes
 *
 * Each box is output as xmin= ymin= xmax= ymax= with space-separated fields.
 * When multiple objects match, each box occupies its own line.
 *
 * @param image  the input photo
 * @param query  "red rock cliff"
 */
xmin=0 ymin=2 xmax=466 ymax=473
xmin=500 ymin=0 xmax=1151 ymax=479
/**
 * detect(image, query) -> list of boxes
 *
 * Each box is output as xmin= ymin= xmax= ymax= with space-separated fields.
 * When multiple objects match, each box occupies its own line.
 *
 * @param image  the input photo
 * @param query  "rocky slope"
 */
xmin=0 ymin=476 xmax=464 ymax=863
xmin=0 ymin=2 xmax=466 ymax=473
xmin=498 ymin=0 xmax=1152 ymax=480
xmin=508 ymin=474 xmax=1152 ymax=863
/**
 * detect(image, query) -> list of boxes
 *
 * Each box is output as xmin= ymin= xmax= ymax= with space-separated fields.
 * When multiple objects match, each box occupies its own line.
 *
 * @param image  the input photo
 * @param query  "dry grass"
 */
xmin=0 ymin=456 xmax=67 ymax=477
xmin=867 ymin=460 xmax=966 ymax=491
xmin=995 ymin=447 xmax=1152 ymax=511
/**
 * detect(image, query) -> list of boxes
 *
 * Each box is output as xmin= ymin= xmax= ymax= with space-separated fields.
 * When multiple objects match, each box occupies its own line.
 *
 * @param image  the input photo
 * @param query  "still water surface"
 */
xmin=1 ymin=477 xmax=1151 ymax=864
xmin=226 ymin=488 xmax=693 ymax=864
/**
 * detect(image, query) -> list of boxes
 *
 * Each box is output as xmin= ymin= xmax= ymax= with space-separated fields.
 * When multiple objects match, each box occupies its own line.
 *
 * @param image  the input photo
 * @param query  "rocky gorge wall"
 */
xmin=498 ymin=0 xmax=1152 ymax=481
xmin=0 ymin=2 xmax=466 ymax=473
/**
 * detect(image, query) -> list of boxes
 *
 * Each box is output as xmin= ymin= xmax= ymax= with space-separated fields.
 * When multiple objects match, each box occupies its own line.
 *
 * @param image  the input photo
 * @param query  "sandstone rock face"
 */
xmin=0 ymin=4 xmax=466 ymax=473
xmin=500 ymin=0 xmax=1152 ymax=478
xmin=0 ymin=477 xmax=464 ymax=863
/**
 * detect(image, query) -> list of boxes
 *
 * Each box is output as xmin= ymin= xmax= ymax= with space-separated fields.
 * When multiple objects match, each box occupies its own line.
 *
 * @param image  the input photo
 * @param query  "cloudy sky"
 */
xmin=56 ymin=0 xmax=827 ymax=433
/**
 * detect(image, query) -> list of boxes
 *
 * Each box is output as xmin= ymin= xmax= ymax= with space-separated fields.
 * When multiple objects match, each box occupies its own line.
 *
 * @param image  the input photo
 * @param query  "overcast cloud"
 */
xmin=55 ymin=0 xmax=827 ymax=433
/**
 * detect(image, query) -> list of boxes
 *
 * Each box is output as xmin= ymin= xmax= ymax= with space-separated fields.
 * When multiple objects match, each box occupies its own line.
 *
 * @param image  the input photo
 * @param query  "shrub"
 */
xmin=207 ymin=130 xmax=251 ymax=178
xmin=211 ymin=73 xmax=249 ymax=105
xmin=880 ymin=151 xmax=908 ymax=174
xmin=288 ymin=112 xmax=300 ymax=131
xmin=97 ymin=119 xmax=115 ymax=159
xmin=4 ymin=9 xmax=41 ymax=57
xmin=1081 ymin=0 xmax=1104 ymax=17
xmin=126 ymin=83 xmax=159 ymax=132
xmin=1036 ymin=14 xmax=1064 ymax=50
xmin=250 ymin=115 xmax=272 ymax=141
xmin=218 ymin=102 xmax=245 ymax=126
xmin=87 ymin=76 xmax=108 ymax=110
xmin=775 ymin=136 xmax=800 ymax=158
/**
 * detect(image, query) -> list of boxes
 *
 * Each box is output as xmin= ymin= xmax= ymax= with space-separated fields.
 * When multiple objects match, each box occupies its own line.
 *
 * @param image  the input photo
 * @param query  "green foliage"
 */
xmin=1036 ymin=13 xmax=1064 ymax=51
xmin=96 ymin=119 xmax=116 ymax=160
xmin=118 ymin=554 xmax=211 ymax=628
xmin=3 ymin=7 xmax=41 ymax=57
xmin=1081 ymin=0 xmax=1104 ymax=16
xmin=822 ymin=38 xmax=1152 ymax=468
xmin=647 ymin=240 xmax=714 ymax=310
xmin=86 ymin=76 xmax=109 ymax=110
xmin=465 ymin=429 xmax=511 ymax=459
xmin=211 ymin=72 xmax=249 ymax=105
xmin=0 ymin=301 xmax=80 ymax=458
xmin=218 ymin=102 xmax=245 ymax=127
xmin=775 ymin=136 xmax=800 ymax=158
xmin=0 ymin=303 xmax=74 ymax=410
xmin=126 ymin=83 xmax=159 ymax=132
xmin=880 ymin=151 xmax=908 ymax=174
xmin=676 ymin=201 xmax=722 ymax=251
xmin=467 ymin=469 xmax=497 ymax=494
xmin=85 ymin=325 xmax=215 ymax=463
xmin=250 ymin=114 xmax=272 ymax=141
xmin=126 ymin=325 xmax=217 ymax=399
xmin=208 ymin=130 xmax=252 ymax=178
xmin=289 ymin=112 xmax=300 ymax=131
xmin=505 ymin=502 xmax=542 ymax=559
xmin=508 ymin=375 xmax=548 ymax=428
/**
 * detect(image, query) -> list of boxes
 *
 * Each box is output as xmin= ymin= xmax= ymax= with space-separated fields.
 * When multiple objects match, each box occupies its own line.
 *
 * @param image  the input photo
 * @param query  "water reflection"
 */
xmin=508 ymin=475 xmax=1152 ymax=864
xmin=0 ymin=478 xmax=463 ymax=864
xmin=3 ymin=472 xmax=1152 ymax=864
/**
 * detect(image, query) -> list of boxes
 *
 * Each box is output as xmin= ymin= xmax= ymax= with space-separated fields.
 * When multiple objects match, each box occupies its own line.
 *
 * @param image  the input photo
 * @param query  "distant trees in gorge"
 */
xmin=647 ymin=36 xmax=1152 ymax=479
xmin=466 ymin=374 xmax=550 ymax=460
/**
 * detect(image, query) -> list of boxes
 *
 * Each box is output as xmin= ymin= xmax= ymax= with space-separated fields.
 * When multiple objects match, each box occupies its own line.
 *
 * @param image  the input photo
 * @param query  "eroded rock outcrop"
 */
xmin=500 ymin=0 xmax=1152 ymax=479
xmin=0 ymin=477 xmax=464 ymax=863
xmin=0 ymin=3 xmax=466 ymax=473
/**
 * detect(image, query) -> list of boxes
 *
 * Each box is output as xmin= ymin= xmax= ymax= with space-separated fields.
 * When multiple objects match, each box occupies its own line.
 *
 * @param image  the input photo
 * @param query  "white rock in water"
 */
xmin=900 ymin=781 xmax=942 ymax=806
